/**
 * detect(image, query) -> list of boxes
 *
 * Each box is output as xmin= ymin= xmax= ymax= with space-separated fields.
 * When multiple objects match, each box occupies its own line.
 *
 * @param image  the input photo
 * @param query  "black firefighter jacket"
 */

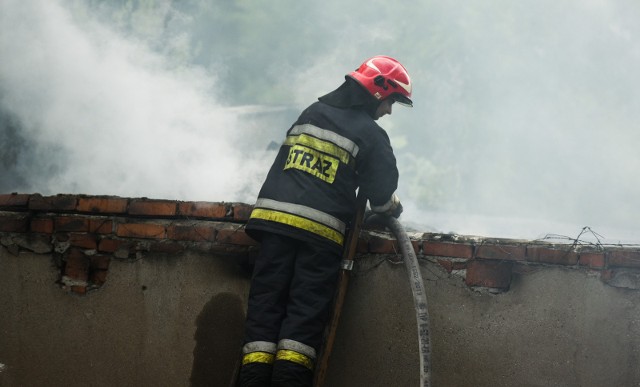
xmin=245 ymin=101 xmax=399 ymax=253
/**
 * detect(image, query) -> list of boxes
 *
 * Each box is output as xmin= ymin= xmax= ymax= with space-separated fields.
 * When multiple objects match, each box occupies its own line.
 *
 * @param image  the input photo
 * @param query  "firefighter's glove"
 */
xmin=373 ymin=194 xmax=403 ymax=219
xmin=390 ymin=201 xmax=403 ymax=218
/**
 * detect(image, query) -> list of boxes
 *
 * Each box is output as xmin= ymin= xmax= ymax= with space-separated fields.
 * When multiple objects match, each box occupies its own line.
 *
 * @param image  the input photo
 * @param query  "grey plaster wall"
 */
xmin=1 ymin=248 xmax=640 ymax=387
xmin=327 ymin=256 xmax=640 ymax=387
xmin=0 ymin=249 xmax=250 ymax=387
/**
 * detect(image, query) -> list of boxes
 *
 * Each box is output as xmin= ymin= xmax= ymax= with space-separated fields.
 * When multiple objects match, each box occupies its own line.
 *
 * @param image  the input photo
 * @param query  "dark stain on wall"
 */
xmin=190 ymin=292 xmax=245 ymax=387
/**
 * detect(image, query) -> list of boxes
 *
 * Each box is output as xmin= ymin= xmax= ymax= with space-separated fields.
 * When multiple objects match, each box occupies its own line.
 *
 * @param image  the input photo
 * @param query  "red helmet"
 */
xmin=348 ymin=55 xmax=413 ymax=107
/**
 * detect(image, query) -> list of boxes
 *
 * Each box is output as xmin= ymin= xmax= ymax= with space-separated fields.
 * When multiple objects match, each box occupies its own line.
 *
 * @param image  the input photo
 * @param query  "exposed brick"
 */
xmin=90 ymin=255 xmax=111 ymax=270
xmin=77 ymin=197 xmax=128 ymax=214
xmin=128 ymin=199 xmax=177 ymax=217
xmin=87 ymin=255 xmax=110 ymax=287
xmin=28 ymin=194 xmax=77 ymax=211
xmin=410 ymin=239 xmax=420 ymax=255
xmin=55 ymin=216 xmax=90 ymax=232
xmin=453 ymin=261 xmax=468 ymax=271
xmin=465 ymin=260 xmax=513 ymax=289
xmin=0 ymin=213 xmax=29 ymax=232
xmin=527 ymin=246 xmax=578 ymax=265
xmin=608 ymin=250 xmax=640 ymax=269
xmin=437 ymin=259 xmax=454 ymax=273
xmin=475 ymin=244 xmax=525 ymax=261
xmin=68 ymin=233 xmax=98 ymax=250
xmin=166 ymin=224 xmax=216 ymax=242
xmin=368 ymin=235 xmax=398 ymax=254
xmin=178 ymin=202 xmax=228 ymax=219
xmin=0 ymin=193 xmax=30 ymax=209
xmin=436 ymin=259 xmax=468 ymax=273
xmin=232 ymin=203 xmax=254 ymax=221
xmin=116 ymin=223 xmax=166 ymax=239
xmin=89 ymin=218 xmax=113 ymax=234
xmin=64 ymin=249 xmax=89 ymax=281
xmin=578 ymin=252 xmax=605 ymax=268
xmin=31 ymin=218 xmax=54 ymax=234
xmin=424 ymin=241 xmax=473 ymax=259
xmin=217 ymin=226 xmax=259 ymax=246
xmin=89 ymin=270 xmax=108 ymax=287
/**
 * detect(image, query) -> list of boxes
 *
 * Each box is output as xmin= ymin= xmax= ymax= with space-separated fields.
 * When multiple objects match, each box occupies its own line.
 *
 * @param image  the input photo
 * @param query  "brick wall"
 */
xmin=2 ymin=192 xmax=640 ymax=295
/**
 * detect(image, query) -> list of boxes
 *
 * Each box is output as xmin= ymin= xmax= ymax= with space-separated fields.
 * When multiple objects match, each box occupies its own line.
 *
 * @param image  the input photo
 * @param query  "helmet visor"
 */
xmin=391 ymin=93 xmax=413 ymax=107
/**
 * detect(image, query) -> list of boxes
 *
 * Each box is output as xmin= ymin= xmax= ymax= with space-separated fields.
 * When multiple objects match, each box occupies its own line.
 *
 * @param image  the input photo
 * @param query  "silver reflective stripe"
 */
xmin=278 ymin=339 xmax=316 ymax=359
xmin=370 ymin=193 xmax=398 ymax=213
xmin=289 ymin=124 xmax=359 ymax=158
xmin=243 ymin=341 xmax=277 ymax=354
xmin=255 ymin=198 xmax=345 ymax=234
xmin=341 ymin=259 xmax=354 ymax=271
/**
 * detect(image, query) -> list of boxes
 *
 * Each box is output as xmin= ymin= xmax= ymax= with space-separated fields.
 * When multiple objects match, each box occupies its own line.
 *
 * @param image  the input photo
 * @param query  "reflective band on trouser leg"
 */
xmin=276 ymin=350 xmax=314 ymax=370
xmin=276 ymin=339 xmax=316 ymax=371
xmin=242 ymin=352 xmax=275 ymax=366
xmin=278 ymin=339 xmax=317 ymax=359
xmin=242 ymin=341 xmax=277 ymax=366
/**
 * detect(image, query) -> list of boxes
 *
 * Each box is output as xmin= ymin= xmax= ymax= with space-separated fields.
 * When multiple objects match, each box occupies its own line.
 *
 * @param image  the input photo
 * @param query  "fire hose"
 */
xmin=381 ymin=215 xmax=432 ymax=387
xmin=314 ymin=205 xmax=432 ymax=387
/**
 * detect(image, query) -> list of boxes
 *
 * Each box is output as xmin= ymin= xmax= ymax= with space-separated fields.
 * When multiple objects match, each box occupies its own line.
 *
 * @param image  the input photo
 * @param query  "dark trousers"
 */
xmin=239 ymin=232 xmax=342 ymax=387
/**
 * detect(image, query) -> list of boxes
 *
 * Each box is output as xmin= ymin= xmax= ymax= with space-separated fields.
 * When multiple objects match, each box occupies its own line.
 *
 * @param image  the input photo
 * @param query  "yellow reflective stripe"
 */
xmin=255 ymin=198 xmax=345 ymax=233
xmin=276 ymin=349 xmax=314 ymax=370
xmin=250 ymin=208 xmax=344 ymax=245
xmin=284 ymin=134 xmax=352 ymax=165
xmin=242 ymin=351 xmax=275 ymax=365
xmin=278 ymin=339 xmax=316 ymax=359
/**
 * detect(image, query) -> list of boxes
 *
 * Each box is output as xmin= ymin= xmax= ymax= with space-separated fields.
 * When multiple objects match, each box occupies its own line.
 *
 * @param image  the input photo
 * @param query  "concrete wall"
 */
xmin=2 ymin=247 xmax=640 ymax=387
xmin=327 ymin=255 xmax=640 ymax=387
xmin=2 ymin=193 xmax=640 ymax=386
xmin=0 ymin=248 xmax=250 ymax=387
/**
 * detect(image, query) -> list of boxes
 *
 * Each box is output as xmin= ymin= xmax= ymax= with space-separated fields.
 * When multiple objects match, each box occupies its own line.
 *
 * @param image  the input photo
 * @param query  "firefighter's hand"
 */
xmin=390 ymin=201 xmax=403 ymax=218
xmin=373 ymin=194 xmax=403 ymax=218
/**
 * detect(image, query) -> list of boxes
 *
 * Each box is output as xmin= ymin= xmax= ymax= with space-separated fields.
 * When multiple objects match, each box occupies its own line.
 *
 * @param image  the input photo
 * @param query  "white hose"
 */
xmin=383 ymin=216 xmax=432 ymax=387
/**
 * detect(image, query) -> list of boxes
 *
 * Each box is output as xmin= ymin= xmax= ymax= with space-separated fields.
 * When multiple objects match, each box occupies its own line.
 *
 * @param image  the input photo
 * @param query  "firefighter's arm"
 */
xmin=357 ymin=130 xmax=402 ymax=218
xmin=357 ymin=125 xmax=401 ymax=217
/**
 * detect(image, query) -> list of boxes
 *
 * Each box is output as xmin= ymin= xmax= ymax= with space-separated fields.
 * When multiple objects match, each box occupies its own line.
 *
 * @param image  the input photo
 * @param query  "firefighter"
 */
xmin=239 ymin=55 xmax=412 ymax=387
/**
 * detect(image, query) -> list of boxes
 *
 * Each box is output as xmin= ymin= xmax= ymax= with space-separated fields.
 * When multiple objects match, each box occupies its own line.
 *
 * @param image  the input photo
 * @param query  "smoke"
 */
xmin=385 ymin=0 xmax=640 ymax=243
xmin=1 ymin=0 xmax=639 ymax=242
xmin=0 ymin=0 xmax=272 ymax=202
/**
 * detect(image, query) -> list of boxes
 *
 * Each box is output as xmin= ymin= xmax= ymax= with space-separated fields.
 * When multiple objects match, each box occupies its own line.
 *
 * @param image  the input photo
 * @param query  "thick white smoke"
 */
xmin=1 ymin=0 xmax=639 ymax=243
xmin=0 ymin=0 xmax=270 ymax=202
